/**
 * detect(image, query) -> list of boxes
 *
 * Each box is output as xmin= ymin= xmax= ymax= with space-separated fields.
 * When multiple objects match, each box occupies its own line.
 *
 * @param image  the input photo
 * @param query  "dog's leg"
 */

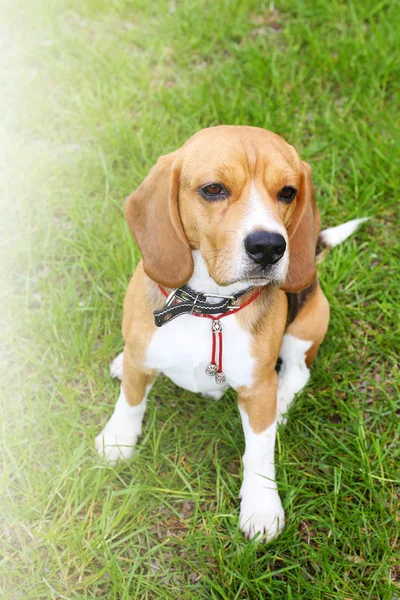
xmin=237 ymin=373 xmax=284 ymax=541
xmin=110 ymin=351 xmax=124 ymax=380
xmin=277 ymin=334 xmax=312 ymax=423
xmin=96 ymin=348 xmax=156 ymax=464
xmin=278 ymin=282 xmax=330 ymax=423
xmin=95 ymin=384 xmax=151 ymax=464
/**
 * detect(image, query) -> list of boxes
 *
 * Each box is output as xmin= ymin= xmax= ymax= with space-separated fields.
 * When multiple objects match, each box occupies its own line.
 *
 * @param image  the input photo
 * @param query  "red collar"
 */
xmin=157 ymin=284 xmax=263 ymax=321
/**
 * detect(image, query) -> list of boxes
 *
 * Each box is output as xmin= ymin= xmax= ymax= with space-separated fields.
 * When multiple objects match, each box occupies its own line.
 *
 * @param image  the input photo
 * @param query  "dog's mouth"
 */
xmin=206 ymin=257 xmax=286 ymax=289
xmin=244 ymin=276 xmax=271 ymax=284
xmin=240 ymin=265 xmax=284 ymax=287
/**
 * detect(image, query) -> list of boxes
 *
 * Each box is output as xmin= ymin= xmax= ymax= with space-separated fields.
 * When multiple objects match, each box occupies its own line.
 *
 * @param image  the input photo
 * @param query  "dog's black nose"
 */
xmin=244 ymin=231 xmax=286 ymax=266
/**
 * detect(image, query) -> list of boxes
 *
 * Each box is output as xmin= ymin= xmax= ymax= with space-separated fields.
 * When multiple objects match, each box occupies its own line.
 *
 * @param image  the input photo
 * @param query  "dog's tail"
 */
xmin=317 ymin=217 xmax=369 ymax=256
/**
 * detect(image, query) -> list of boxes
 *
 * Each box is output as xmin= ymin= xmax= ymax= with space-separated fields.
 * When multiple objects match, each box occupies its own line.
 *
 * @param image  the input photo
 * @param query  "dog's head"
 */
xmin=125 ymin=126 xmax=320 ymax=292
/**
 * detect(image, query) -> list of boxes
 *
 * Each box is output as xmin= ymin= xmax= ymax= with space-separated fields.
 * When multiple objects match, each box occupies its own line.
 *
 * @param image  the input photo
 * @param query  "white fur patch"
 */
xmin=145 ymin=252 xmax=256 ymax=393
xmin=242 ymin=183 xmax=287 ymax=238
xmin=319 ymin=217 xmax=369 ymax=248
xmin=110 ymin=351 xmax=124 ymax=380
xmin=191 ymin=250 xmax=254 ymax=298
xmin=146 ymin=311 xmax=254 ymax=393
xmin=237 ymin=183 xmax=289 ymax=284
xmin=238 ymin=407 xmax=284 ymax=541
xmin=277 ymin=334 xmax=312 ymax=423
xmin=201 ymin=390 xmax=224 ymax=401
xmin=95 ymin=385 xmax=151 ymax=464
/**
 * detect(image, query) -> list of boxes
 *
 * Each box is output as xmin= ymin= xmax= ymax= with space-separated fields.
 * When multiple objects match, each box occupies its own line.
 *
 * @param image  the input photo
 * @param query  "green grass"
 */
xmin=1 ymin=0 xmax=399 ymax=597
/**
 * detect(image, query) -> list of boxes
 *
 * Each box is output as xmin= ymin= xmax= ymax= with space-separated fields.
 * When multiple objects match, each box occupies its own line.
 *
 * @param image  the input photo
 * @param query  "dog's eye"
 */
xmin=199 ymin=183 xmax=228 ymax=200
xmin=278 ymin=186 xmax=297 ymax=203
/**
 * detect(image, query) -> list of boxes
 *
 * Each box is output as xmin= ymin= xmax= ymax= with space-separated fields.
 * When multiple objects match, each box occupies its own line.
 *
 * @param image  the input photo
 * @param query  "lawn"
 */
xmin=1 ymin=0 xmax=399 ymax=598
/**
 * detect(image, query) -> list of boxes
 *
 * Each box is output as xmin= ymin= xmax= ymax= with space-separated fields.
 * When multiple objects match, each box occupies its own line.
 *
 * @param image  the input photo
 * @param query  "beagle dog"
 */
xmin=95 ymin=126 xmax=366 ymax=541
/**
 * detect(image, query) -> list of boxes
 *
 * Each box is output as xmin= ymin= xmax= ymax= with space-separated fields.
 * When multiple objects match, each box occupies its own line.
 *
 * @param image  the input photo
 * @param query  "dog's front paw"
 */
xmin=95 ymin=429 xmax=135 ymax=464
xmin=239 ymin=492 xmax=285 ymax=541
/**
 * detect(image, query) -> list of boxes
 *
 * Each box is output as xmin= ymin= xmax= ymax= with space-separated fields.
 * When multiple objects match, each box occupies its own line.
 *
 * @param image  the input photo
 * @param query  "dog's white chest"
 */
xmin=145 ymin=313 xmax=255 ymax=393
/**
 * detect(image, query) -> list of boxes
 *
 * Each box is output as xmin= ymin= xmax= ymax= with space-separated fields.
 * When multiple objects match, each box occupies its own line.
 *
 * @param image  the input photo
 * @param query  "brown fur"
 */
xmin=121 ymin=263 xmax=158 ymax=405
xmin=237 ymin=287 xmax=287 ymax=433
xmin=125 ymin=153 xmax=193 ymax=288
xmin=282 ymin=161 xmax=320 ymax=292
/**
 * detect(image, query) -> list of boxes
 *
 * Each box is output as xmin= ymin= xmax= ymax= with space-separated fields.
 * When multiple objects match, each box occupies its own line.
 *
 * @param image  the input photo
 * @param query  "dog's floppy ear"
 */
xmin=282 ymin=161 xmax=320 ymax=292
xmin=125 ymin=151 xmax=194 ymax=288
